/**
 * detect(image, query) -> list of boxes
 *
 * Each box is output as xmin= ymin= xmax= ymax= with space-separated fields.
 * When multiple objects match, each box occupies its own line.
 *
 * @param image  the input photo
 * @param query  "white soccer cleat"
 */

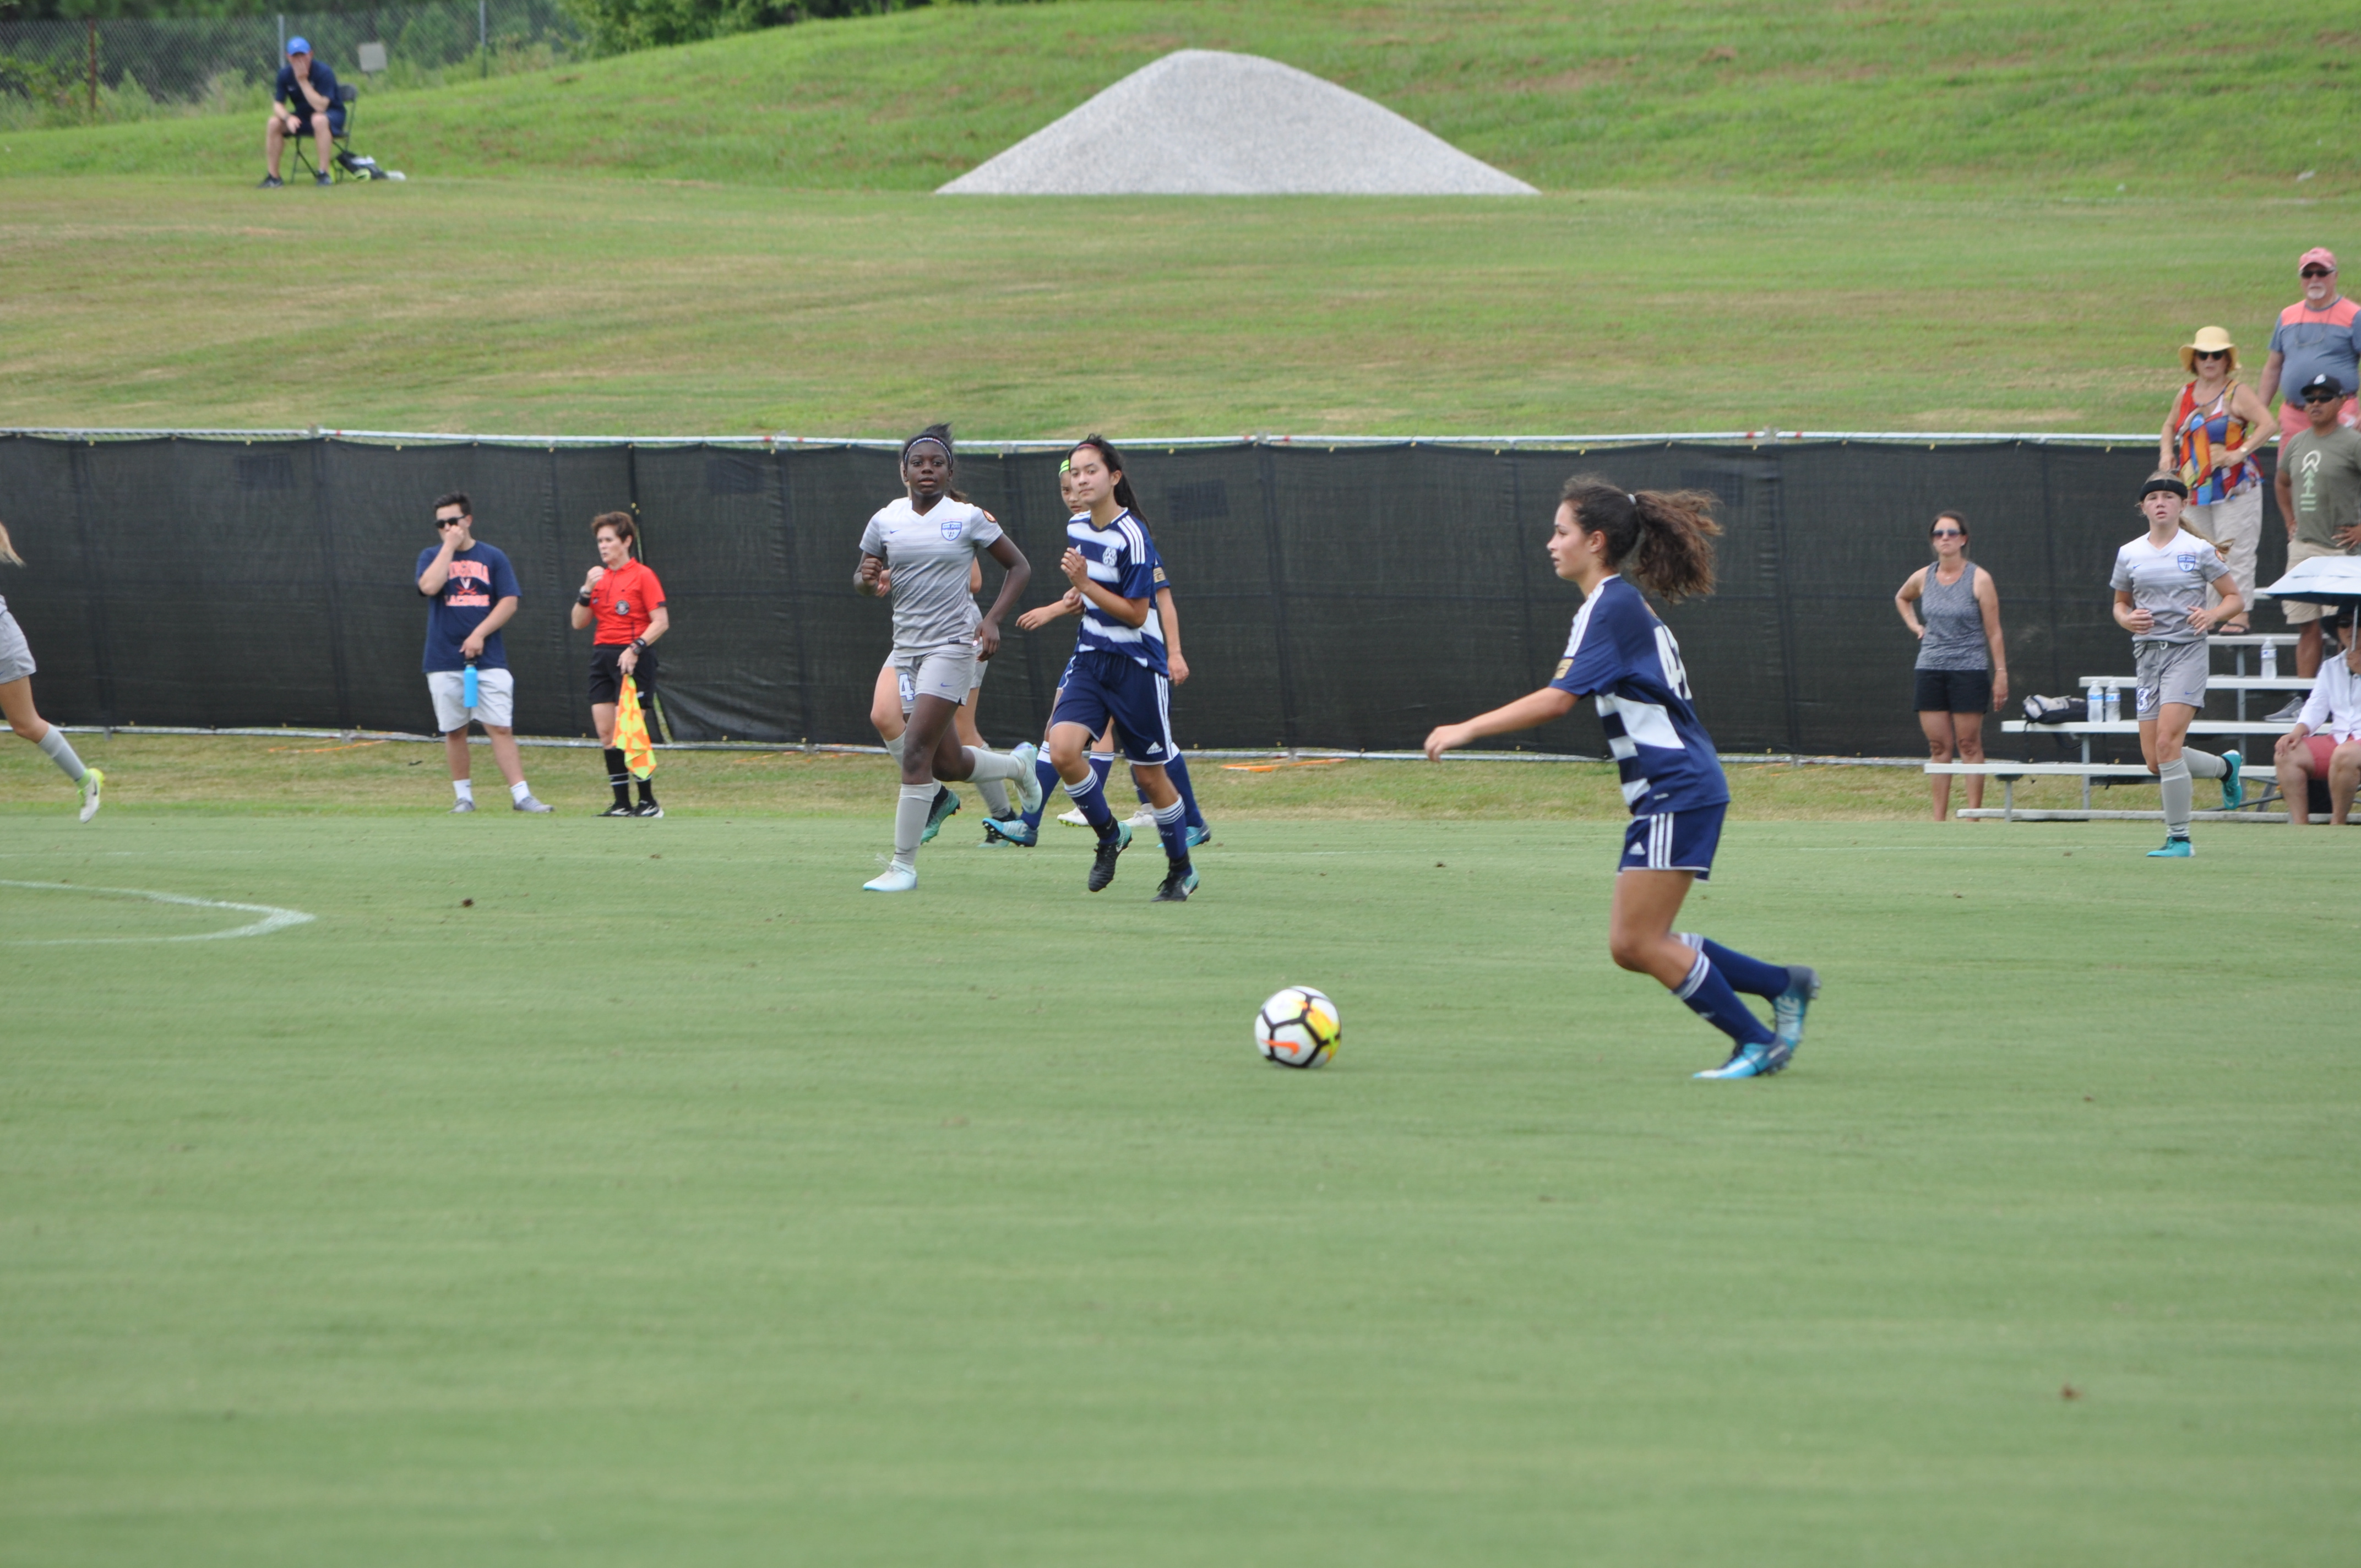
xmin=863 ymin=862 xmax=918 ymax=892
xmin=1011 ymin=742 xmax=1045 ymax=815
xmin=1057 ymin=808 xmax=1089 ymax=827
xmin=1126 ymin=804 xmax=1158 ymax=829
xmin=78 ymin=766 xmax=104 ymax=823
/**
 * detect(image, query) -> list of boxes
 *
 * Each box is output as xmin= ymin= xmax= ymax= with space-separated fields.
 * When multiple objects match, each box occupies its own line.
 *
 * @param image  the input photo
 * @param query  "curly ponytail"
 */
xmin=1559 ymin=475 xmax=1721 ymax=602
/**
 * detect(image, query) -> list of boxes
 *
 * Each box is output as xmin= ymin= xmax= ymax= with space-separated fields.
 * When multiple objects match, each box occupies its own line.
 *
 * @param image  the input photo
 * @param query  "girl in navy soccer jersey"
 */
xmin=1424 ymin=477 xmax=1819 ymax=1080
xmin=1030 ymin=437 xmax=1199 ymax=901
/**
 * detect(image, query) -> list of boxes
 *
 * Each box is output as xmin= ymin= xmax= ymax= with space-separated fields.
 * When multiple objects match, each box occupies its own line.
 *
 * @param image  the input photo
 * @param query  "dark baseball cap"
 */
xmin=2301 ymin=373 xmax=2347 ymax=402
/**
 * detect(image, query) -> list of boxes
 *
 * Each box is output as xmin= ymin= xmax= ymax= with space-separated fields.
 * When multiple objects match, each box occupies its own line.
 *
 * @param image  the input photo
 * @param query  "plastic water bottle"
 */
xmin=463 ymin=657 xmax=480 ymax=712
xmin=2261 ymin=640 xmax=2278 ymax=679
xmin=2103 ymin=685 xmax=2120 ymax=725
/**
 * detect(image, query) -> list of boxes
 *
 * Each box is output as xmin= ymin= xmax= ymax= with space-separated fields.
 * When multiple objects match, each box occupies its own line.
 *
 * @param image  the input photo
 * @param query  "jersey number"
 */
xmin=1654 ymin=626 xmax=1693 ymax=700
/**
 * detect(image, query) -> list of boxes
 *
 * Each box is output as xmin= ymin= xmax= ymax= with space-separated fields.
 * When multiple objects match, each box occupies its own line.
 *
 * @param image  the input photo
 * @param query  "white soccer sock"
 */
xmin=976 ymin=777 xmax=1013 ymax=816
xmin=510 ymin=778 xmax=532 ymax=804
xmin=961 ymin=745 xmax=1026 ymax=782
xmin=2182 ymin=748 xmax=2226 ymax=780
xmin=453 ymin=778 xmax=475 ymax=803
xmin=894 ymin=782 xmax=934 ymax=863
xmin=2159 ymin=757 xmax=2193 ymax=836
xmin=35 ymin=725 xmax=86 ymax=783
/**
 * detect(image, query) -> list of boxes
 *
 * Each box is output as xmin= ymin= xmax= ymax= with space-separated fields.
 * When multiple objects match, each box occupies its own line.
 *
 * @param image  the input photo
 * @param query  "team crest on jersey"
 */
xmin=940 ymin=516 xmax=963 ymax=541
xmin=614 ymin=598 xmax=629 ymax=614
xmin=2175 ymin=553 xmax=2200 ymax=572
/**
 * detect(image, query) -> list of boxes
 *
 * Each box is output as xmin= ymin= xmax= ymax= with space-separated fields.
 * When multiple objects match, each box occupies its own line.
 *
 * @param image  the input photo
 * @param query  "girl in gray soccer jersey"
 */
xmin=0 ymin=522 xmax=102 ymax=821
xmin=2110 ymin=475 xmax=2244 ymax=857
xmin=852 ymin=425 xmax=1043 ymax=892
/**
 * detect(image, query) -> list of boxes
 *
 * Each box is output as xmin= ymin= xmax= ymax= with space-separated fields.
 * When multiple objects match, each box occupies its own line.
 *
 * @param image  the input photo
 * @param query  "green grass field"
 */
xmin=2 ymin=757 xmax=2354 ymax=1564
xmin=2 ymin=0 xmax=2356 ymax=436
xmin=3 ymin=178 xmax=2352 ymax=435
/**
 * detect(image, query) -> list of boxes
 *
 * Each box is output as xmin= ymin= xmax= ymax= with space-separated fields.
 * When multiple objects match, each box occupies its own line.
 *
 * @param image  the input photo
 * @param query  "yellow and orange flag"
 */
xmin=616 ymin=675 xmax=656 ymax=781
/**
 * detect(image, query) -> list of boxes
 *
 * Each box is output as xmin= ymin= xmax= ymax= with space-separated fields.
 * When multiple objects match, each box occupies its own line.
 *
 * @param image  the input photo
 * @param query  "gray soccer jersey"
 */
xmin=2109 ymin=529 xmax=2227 ymax=645
xmin=859 ymin=498 xmax=1003 ymax=657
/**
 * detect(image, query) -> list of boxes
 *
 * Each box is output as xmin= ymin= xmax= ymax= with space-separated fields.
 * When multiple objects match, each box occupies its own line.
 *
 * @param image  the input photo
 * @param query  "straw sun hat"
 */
xmin=2179 ymin=325 xmax=2238 ymax=374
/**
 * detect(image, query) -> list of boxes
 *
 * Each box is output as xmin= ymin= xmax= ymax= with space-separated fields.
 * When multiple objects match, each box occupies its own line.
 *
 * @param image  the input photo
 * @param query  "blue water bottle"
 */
xmin=463 ymin=653 xmax=480 ymax=711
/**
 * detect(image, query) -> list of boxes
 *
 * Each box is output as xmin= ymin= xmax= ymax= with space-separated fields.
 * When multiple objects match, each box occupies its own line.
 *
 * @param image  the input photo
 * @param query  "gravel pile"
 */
xmin=938 ymin=49 xmax=1536 ymax=197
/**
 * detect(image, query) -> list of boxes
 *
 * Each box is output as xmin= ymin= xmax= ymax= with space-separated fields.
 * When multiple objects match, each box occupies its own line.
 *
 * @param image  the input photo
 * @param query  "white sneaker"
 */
xmin=1011 ymin=742 xmax=1045 ymax=815
xmin=512 ymin=795 xmax=554 ymax=814
xmin=1126 ymin=804 xmax=1158 ymax=829
xmin=78 ymin=766 xmax=104 ymax=823
xmin=863 ymin=862 xmax=918 ymax=892
xmin=1057 ymin=808 xmax=1089 ymax=827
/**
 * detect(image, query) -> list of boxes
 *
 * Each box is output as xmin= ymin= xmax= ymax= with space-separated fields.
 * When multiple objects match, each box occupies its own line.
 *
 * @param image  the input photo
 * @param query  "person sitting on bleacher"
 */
xmin=2272 ymin=608 xmax=2361 ymax=828
xmin=260 ymin=37 xmax=340 ymax=189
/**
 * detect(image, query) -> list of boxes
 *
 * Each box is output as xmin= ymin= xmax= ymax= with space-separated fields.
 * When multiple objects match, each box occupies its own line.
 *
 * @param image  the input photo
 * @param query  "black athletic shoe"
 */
xmin=598 ymin=802 xmax=637 ymax=817
xmin=633 ymin=801 xmax=664 ymax=818
xmin=258 ymin=173 xmax=284 ymax=188
xmin=1152 ymin=864 xmax=1199 ymax=902
xmin=313 ymin=168 xmax=333 ymax=186
xmin=1087 ymin=821 xmax=1133 ymax=892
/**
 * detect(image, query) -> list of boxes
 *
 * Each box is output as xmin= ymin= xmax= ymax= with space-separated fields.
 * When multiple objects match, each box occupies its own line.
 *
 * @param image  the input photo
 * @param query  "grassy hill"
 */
xmin=2 ymin=0 xmax=2353 ymax=195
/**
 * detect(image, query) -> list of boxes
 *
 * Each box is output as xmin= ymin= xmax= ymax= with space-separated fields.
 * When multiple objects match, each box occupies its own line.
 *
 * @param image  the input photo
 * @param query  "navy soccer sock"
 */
xmin=1064 ymin=761 xmax=1116 ymax=832
xmin=1674 ymin=950 xmax=1776 ymax=1048
xmin=1679 ymin=934 xmax=1787 ymax=999
xmin=1152 ymin=799 xmax=1189 ymax=867
xmin=1021 ymin=753 xmax=1062 ymax=832
xmin=1164 ymin=752 xmax=1205 ymax=831
xmin=1088 ymin=752 xmax=1114 ymax=797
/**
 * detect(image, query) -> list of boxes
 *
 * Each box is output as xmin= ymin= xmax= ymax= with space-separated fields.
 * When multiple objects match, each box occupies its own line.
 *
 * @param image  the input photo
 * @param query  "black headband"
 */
xmin=2141 ymin=476 xmax=2189 ymax=500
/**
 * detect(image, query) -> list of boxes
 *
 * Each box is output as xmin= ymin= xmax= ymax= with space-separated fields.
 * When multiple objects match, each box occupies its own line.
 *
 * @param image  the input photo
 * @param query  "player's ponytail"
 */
xmin=1560 ymin=475 xmax=1721 ymax=603
xmin=0 ymin=521 xmax=20 ymax=568
xmin=1071 ymin=434 xmax=1146 ymax=523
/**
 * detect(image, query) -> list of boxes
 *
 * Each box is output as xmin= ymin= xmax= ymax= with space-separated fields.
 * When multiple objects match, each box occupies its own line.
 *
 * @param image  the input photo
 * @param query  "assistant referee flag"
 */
xmin=616 ymin=675 xmax=656 ymax=781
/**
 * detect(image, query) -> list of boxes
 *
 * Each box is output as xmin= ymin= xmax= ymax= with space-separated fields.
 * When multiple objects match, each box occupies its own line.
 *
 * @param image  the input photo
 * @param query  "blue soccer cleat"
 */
xmin=1772 ymin=966 xmax=1820 ymax=1054
xmin=2221 ymin=750 xmax=2243 ymax=810
xmin=980 ymin=818 xmax=1035 ymax=847
xmin=2147 ymin=835 xmax=2194 ymax=858
xmin=1184 ymin=823 xmax=1212 ymax=850
xmin=920 ymin=785 xmax=960 ymax=844
xmin=1694 ymin=1037 xmax=1790 ymax=1080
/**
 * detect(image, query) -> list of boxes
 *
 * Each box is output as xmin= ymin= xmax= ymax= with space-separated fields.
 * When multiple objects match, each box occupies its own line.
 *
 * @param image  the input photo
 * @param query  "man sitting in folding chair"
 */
xmin=261 ymin=37 xmax=342 ymax=188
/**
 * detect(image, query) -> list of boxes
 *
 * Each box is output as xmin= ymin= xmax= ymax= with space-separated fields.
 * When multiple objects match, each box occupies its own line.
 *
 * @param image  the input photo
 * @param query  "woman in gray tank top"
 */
xmin=1895 ymin=511 xmax=2009 ymax=821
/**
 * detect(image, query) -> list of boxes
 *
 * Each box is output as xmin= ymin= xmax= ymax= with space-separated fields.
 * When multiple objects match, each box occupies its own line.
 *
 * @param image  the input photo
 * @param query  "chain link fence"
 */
xmin=0 ymin=0 xmax=583 ymax=129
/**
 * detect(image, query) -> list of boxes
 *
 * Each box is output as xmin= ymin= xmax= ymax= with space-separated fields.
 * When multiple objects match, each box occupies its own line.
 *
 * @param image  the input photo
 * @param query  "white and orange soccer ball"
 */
xmin=1254 ymin=986 xmax=1340 ymax=1069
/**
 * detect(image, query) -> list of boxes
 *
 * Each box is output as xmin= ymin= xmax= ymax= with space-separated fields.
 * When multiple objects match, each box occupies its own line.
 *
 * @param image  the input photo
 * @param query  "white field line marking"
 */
xmin=0 ymin=880 xmax=316 ymax=943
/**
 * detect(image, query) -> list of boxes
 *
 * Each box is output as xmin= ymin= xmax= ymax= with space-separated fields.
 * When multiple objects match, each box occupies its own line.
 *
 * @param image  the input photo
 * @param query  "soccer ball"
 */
xmin=1255 ymin=986 xmax=1340 ymax=1069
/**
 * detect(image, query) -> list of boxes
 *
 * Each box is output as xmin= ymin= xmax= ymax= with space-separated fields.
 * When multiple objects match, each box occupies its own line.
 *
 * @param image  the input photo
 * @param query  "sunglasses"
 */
xmin=1930 ymin=529 xmax=1965 ymax=538
xmin=435 ymin=514 xmax=466 ymax=525
xmin=2193 ymin=350 xmax=2227 ymax=360
xmin=2303 ymin=266 xmax=2334 ymax=279
xmin=2304 ymin=394 xmax=2343 ymax=405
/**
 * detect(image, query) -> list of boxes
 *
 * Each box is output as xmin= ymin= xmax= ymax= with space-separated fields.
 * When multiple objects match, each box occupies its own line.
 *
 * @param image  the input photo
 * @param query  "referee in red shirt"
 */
xmin=572 ymin=511 xmax=670 ymax=816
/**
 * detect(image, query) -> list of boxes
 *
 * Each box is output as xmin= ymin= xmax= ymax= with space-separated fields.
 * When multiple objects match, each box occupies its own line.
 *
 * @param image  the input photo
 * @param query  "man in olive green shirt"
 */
xmin=2273 ymin=374 xmax=2361 ymax=698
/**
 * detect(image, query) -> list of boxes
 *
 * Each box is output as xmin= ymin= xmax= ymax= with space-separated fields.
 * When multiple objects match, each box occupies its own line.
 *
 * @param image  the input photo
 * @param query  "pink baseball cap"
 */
xmin=2299 ymin=247 xmax=2337 ymax=273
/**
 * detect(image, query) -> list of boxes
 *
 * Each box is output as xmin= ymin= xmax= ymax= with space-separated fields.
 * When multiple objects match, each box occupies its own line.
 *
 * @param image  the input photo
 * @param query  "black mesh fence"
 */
xmin=0 ymin=434 xmax=2277 ymax=758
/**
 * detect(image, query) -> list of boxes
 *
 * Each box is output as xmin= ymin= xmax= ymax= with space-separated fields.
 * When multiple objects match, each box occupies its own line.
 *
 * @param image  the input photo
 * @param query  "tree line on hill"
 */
xmin=0 ymin=0 xmax=1048 ymax=54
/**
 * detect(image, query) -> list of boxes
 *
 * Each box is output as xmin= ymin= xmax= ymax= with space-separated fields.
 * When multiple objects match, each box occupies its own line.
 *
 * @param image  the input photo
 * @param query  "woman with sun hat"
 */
xmin=2161 ymin=325 xmax=2274 ymax=633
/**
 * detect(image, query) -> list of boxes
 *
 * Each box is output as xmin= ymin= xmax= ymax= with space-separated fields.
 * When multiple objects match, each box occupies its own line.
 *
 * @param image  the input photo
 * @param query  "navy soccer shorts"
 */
xmin=1618 ymin=803 xmax=1726 ymax=880
xmin=1049 ymin=650 xmax=1177 ymax=766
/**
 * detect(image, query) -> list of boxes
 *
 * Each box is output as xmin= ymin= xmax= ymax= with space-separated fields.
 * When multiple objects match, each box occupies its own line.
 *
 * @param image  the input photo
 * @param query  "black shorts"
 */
xmin=1914 ymin=667 xmax=1991 ymax=714
xmin=286 ymin=108 xmax=345 ymax=135
xmin=589 ymin=643 xmax=657 ymax=707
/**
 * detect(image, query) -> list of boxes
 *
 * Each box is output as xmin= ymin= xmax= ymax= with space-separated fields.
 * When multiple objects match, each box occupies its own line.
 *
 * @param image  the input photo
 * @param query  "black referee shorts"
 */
xmin=589 ymin=644 xmax=658 ymax=707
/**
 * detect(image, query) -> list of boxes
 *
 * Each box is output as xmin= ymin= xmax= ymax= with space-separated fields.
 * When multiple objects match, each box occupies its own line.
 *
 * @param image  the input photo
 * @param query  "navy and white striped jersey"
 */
xmin=1068 ymin=508 xmax=1168 ymax=677
xmin=1548 ymin=574 xmax=1729 ymax=815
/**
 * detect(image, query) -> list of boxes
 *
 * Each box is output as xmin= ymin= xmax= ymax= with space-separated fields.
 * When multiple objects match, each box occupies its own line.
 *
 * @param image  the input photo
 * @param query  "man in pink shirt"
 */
xmin=2261 ymin=248 xmax=2361 ymax=440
